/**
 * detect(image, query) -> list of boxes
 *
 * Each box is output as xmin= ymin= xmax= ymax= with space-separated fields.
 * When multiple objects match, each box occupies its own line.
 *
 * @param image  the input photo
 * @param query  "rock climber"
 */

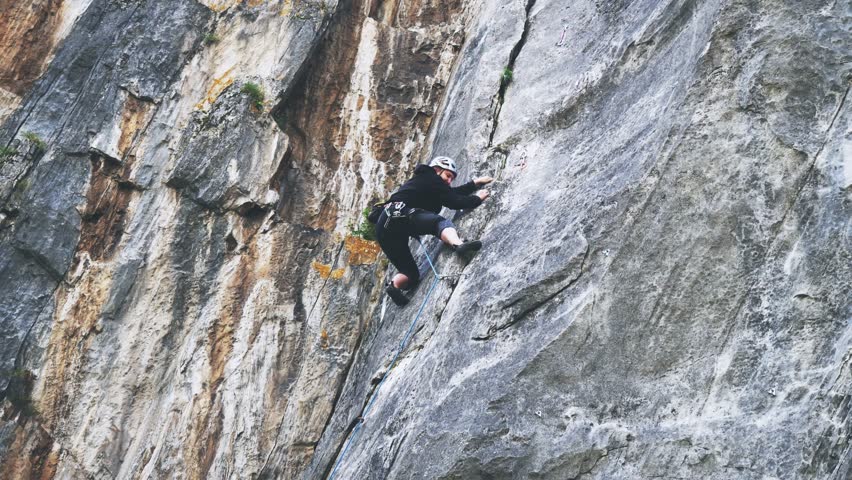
xmin=373 ymin=156 xmax=493 ymax=306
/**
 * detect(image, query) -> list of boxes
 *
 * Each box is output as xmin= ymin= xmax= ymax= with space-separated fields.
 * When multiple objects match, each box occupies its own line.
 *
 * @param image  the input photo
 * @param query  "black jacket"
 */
xmin=388 ymin=165 xmax=482 ymax=213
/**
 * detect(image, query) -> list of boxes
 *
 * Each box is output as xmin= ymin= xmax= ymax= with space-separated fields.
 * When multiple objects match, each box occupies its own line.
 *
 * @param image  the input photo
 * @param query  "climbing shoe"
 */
xmin=452 ymin=240 xmax=482 ymax=256
xmin=386 ymin=284 xmax=410 ymax=306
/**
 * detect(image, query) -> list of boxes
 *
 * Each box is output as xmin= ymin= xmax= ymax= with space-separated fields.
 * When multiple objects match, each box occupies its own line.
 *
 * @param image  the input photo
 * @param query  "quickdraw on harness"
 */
xmin=327 ymin=238 xmax=443 ymax=480
xmin=381 ymin=201 xmax=409 ymax=231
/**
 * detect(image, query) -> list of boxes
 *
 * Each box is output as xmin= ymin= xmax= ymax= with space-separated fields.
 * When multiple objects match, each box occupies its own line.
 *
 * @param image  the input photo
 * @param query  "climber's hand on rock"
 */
xmin=474 ymin=176 xmax=494 ymax=186
xmin=476 ymin=189 xmax=490 ymax=201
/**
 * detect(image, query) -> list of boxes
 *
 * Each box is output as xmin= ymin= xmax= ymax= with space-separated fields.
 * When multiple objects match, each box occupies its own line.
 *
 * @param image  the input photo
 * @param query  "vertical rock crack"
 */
xmin=487 ymin=0 xmax=537 ymax=147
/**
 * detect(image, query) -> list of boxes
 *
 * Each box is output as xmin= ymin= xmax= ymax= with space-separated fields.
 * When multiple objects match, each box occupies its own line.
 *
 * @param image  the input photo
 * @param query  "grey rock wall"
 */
xmin=308 ymin=0 xmax=852 ymax=478
xmin=0 ymin=0 xmax=466 ymax=478
xmin=0 ymin=0 xmax=848 ymax=478
xmin=0 ymin=0 xmax=213 ymax=391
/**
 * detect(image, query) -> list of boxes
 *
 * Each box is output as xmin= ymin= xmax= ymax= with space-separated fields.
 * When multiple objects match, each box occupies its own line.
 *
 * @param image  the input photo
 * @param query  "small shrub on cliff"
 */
xmin=22 ymin=131 xmax=47 ymax=152
xmin=350 ymin=207 xmax=377 ymax=241
xmin=241 ymin=82 xmax=265 ymax=109
xmin=500 ymin=67 xmax=513 ymax=86
xmin=0 ymin=146 xmax=17 ymax=162
xmin=203 ymin=33 xmax=221 ymax=45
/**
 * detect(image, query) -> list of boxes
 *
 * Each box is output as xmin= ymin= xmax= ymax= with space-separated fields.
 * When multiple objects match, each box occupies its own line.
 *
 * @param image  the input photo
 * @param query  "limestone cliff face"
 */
xmin=0 ymin=0 xmax=849 ymax=479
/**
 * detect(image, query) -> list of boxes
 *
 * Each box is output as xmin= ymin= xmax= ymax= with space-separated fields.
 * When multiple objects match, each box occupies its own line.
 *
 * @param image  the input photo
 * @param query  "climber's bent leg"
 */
xmin=409 ymin=211 xmax=459 ymax=245
xmin=392 ymin=273 xmax=411 ymax=289
xmin=440 ymin=227 xmax=462 ymax=247
xmin=409 ymin=211 xmax=482 ymax=255
xmin=376 ymin=211 xmax=421 ymax=291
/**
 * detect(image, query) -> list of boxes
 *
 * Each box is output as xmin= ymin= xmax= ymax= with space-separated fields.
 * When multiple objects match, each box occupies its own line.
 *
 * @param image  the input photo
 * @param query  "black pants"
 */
xmin=376 ymin=209 xmax=454 ymax=286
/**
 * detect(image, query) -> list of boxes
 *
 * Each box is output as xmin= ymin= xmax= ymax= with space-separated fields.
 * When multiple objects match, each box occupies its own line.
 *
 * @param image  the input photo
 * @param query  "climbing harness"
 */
xmin=327 ymin=238 xmax=443 ymax=480
xmin=381 ymin=201 xmax=410 ymax=233
xmin=366 ymin=201 xmax=387 ymax=224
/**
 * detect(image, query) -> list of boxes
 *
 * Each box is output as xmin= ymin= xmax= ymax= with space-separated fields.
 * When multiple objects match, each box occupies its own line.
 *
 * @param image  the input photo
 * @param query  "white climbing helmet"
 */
xmin=429 ymin=156 xmax=458 ymax=176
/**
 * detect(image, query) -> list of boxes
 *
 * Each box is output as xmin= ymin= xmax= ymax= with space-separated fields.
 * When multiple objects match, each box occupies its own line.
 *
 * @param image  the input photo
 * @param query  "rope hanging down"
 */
xmin=327 ymin=238 xmax=443 ymax=480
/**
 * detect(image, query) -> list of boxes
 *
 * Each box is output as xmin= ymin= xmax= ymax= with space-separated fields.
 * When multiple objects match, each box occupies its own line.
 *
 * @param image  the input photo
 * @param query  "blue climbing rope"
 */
xmin=327 ymin=238 xmax=442 ymax=480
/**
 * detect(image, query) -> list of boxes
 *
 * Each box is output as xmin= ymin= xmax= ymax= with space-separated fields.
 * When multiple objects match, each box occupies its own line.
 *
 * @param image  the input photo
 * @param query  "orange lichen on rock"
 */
xmin=311 ymin=261 xmax=331 ymax=278
xmin=195 ymin=68 xmax=235 ymax=110
xmin=344 ymin=235 xmax=381 ymax=265
xmin=311 ymin=261 xmax=345 ymax=279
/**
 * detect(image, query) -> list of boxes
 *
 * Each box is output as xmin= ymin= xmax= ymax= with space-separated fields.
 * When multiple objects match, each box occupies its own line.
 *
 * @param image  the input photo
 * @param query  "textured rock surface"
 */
xmin=307 ymin=0 xmax=852 ymax=478
xmin=0 ymin=0 xmax=849 ymax=479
